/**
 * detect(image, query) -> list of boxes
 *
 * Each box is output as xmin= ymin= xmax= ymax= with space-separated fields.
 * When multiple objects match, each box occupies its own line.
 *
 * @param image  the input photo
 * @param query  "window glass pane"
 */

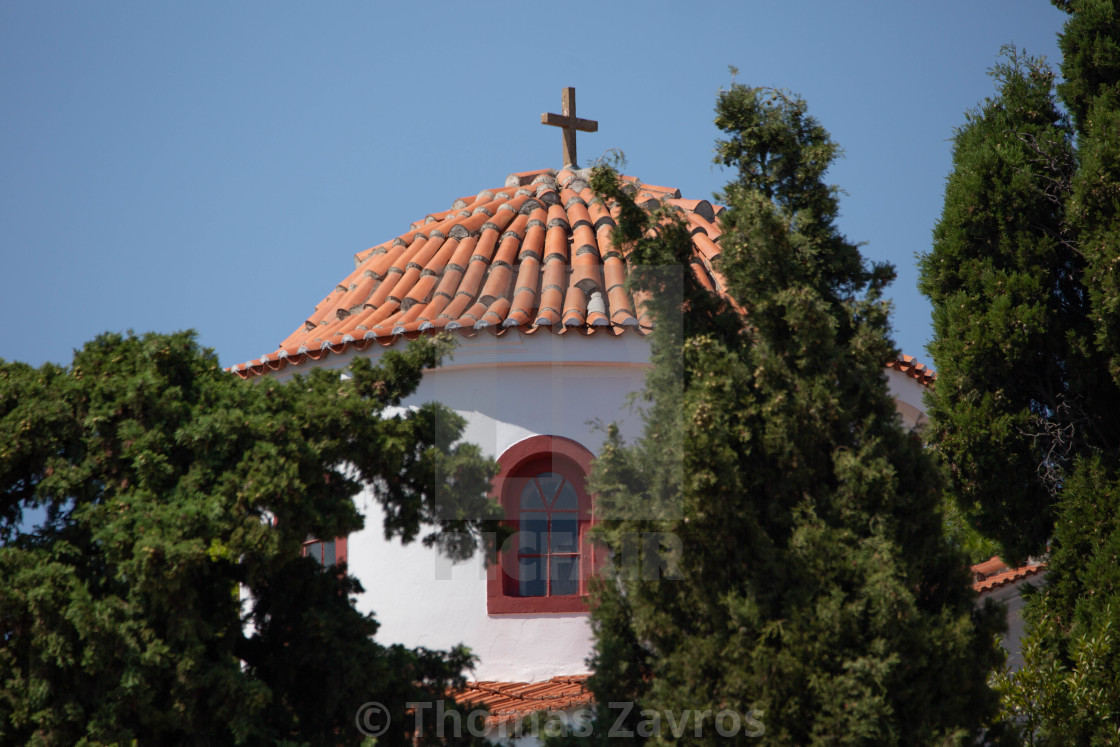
xmin=550 ymin=516 xmax=579 ymax=553
xmin=553 ymin=481 xmax=578 ymax=511
xmin=519 ymin=557 xmax=546 ymax=597
xmin=322 ymin=540 xmax=335 ymax=566
xmin=536 ymin=472 xmax=564 ymax=504
xmin=551 ymin=556 xmax=580 ymax=596
xmin=304 ymin=542 xmax=322 ymax=564
xmin=519 ymin=512 xmax=548 ymax=537
xmin=519 ymin=480 xmax=543 ymax=510
xmin=517 ymin=530 xmax=540 ymax=555
xmin=518 ymin=512 xmax=547 ymax=553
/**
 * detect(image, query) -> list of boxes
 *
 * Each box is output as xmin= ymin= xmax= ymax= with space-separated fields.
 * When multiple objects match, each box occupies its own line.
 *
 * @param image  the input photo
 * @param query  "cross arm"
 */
xmin=540 ymin=112 xmax=599 ymax=132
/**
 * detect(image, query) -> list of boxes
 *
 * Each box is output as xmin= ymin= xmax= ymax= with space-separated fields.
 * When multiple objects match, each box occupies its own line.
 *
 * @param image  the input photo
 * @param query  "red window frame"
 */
xmin=487 ymin=435 xmax=598 ymax=614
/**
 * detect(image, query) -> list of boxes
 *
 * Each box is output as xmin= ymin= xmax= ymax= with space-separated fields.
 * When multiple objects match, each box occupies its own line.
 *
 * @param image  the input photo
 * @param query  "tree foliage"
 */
xmin=993 ymin=597 xmax=1120 ymax=745
xmin=917 ymin=48 xmax=1104 ymax=562
xmin=574 ymin=84 xmax=1003 ymax=745
xmin=0 ymin=331 xmax=497 ymax=746
xmin=921 ymin=1 xmax=1120 ymax=741
xmin=1061 ymin=0 xmax=1120 ymax=390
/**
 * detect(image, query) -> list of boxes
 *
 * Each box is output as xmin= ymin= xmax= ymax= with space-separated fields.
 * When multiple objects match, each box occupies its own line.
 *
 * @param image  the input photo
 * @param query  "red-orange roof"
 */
xmin=453 ymin=674 xmax=592 ymax=727
xmin=231 ymin=166 xmax=936 ymax=383
xmin=232 ymin=168 xmax=727 ymax=378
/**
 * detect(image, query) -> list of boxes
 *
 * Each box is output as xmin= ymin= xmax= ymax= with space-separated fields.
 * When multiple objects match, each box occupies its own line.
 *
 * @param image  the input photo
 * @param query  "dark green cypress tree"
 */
xmin=575 ymin=84 xmax=1003 ymax=745
xmin=917 ymin=49 xmax=1106 ymax=563
xmin=922 ymin=3 xmax=1120 ymax=739
xmin=1059 ymin=0 xmax=1120 ymax=388
xmin=0 ymin=331 xmax=496 ymax=746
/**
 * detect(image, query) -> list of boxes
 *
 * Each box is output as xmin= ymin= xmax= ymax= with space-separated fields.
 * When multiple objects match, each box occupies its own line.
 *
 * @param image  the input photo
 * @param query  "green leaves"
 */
xmin=919 ymin=49 xmax=1093 ymax=561
xmin=923 ymin=8 xmax=1120 ymax=737
xmin=576 ymin=85 xmax=999 ymax=745
xmin=0 ymin=331 xmax=497 ymax=745
xmin=993 ymin=598 xmax=1120 ymax=743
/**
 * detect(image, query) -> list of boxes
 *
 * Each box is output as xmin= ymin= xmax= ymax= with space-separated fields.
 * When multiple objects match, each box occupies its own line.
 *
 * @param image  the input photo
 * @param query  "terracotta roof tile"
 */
xmin=691 ymin=231 xmax=721 ymax=264
xmin=453 ymin=674 xmax=593 ymax=727
xmin=885 ymin=354 xmax=937 ymax=387
xmin=970 ymin=556 xmax=1008 ymax=579
xmin=233 ymin=167 xmax=933 ymax=379
xmin=669 ymin=198 xmax=715 ymax=223
xmin=691 ymin=259 xmax=717 ymax=292
xmin=505 ymin=168 xmax=554 ymax=187
xmin=562 ymin=285 xmax=587 ymax=326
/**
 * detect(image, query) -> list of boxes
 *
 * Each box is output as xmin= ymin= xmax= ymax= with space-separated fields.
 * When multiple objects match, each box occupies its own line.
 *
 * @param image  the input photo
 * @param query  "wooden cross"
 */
xmin=540 ymin=87 xmax=598 ymax=168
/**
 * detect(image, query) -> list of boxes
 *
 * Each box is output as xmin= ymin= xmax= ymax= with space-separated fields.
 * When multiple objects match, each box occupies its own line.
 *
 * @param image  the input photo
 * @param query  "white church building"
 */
xmin=230 ymin=94 xmax=957 ymax=724
xmin=231 ymin=163 xmax=940 ymax=721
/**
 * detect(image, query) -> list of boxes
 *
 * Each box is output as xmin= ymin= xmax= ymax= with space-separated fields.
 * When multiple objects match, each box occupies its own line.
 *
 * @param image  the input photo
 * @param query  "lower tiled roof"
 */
xmin=970 ymin=555 xmax=1046 ymax=594
xmin=453 ymin=674 xmax=592 ymax=727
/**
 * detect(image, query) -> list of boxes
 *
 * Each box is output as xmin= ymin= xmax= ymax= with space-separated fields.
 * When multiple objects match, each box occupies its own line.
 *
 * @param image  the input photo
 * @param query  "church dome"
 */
xmin=232 ymin=166 xmax=728 ymax=378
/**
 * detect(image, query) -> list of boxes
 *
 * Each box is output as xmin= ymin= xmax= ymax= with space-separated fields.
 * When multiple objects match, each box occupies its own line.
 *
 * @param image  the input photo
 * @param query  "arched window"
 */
xmin=487 ymin=435 xmax=597 ymax=614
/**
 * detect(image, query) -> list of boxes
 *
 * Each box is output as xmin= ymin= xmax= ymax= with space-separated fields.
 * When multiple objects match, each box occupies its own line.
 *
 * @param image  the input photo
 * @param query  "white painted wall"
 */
xmin=274 ymin=333 xmax=931 ymax=683
xmin=885 ymin=367 xmax=929 ymax=430
xmin=352 ymin=507 xmax=596 ymax=682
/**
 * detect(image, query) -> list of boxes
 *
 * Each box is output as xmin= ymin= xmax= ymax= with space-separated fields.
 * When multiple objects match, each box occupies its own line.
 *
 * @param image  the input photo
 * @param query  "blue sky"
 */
xmin=1 ymin=2 xmax=1066 ymax=370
